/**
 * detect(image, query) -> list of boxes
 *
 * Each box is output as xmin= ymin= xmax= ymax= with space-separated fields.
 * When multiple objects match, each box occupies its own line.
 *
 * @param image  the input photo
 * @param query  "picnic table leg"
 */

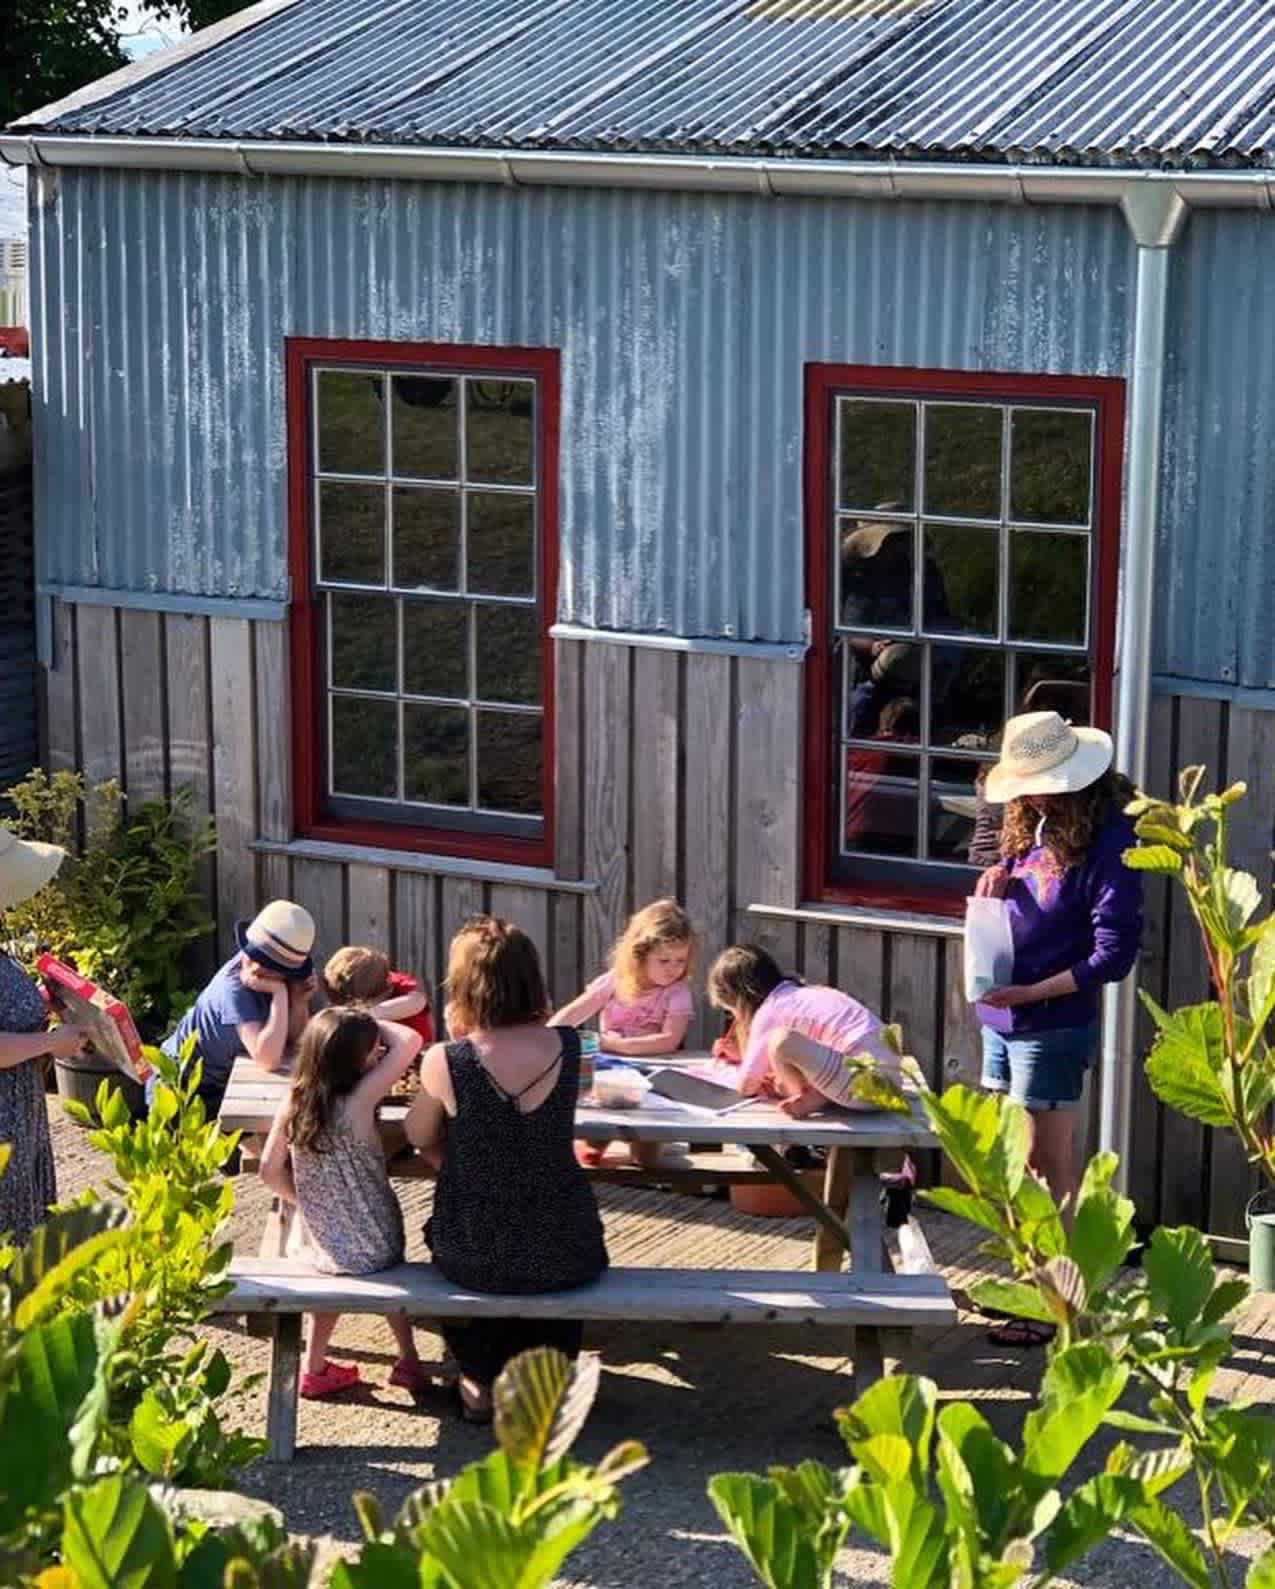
xmin=813 ymin=1147 xmax=853 ymax=1272
xmin=266 ymin=1314 xmax=302 ymax=1463
xmin=849 ymin=1147 xmax=886 ymax=1397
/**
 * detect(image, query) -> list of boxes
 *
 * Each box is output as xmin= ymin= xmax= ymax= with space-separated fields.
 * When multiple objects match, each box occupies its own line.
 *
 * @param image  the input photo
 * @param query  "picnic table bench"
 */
xmin=217 ymin=1054 xmax=957 ymax=1459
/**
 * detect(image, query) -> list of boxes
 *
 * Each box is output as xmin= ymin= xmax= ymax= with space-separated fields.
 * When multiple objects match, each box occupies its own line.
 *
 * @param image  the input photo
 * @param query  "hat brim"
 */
xmin=234 ymin=919 xmax=314 ymax=981
xmin=0 ymin=837 xmax=66 ymax=911
xmin=983 ymin=727 xmax=1113 ymax=805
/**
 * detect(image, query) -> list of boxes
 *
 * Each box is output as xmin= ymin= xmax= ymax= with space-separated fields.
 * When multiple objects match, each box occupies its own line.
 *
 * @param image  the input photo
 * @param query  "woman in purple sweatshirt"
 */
xmin=974 ymin=710 xmax=1143 ymax=1293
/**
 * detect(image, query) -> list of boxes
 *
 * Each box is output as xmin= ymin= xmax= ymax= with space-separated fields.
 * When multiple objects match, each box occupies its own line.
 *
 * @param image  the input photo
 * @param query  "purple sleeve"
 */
xmin=1071 ymin=839 xmax=1143 ymax=993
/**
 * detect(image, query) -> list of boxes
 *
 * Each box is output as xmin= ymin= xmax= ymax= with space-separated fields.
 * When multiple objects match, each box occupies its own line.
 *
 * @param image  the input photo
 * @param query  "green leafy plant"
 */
xmin=2 ymin=769 xmax=215 ymax=1032
xmin=1123 ymin=768 xmax=1275 ymax=1189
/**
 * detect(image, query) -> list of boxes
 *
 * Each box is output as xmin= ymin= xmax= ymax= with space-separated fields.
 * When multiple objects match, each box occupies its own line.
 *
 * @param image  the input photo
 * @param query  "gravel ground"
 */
xmin=47 ymin=1097 xmax=1270 ymax=1586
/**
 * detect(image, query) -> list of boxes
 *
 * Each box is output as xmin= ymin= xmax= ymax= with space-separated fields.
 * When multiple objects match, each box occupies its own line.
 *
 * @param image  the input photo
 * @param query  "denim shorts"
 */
xmin=980 ymin=1024 xmax=1098 ymax=1112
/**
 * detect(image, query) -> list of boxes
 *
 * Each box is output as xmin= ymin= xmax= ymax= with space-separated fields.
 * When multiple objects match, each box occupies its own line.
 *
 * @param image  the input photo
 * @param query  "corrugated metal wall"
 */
xmin=26 ymin=166 xmax=1273 ymax=685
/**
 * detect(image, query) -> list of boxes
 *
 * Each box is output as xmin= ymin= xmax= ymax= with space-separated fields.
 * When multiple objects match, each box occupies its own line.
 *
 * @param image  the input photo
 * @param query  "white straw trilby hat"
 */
xmin=983 ymin=710 xmax=1114 ymax=805
xmin=235 ymin=900 xmax=316 ymax=980
xmin=0 ymin=825 xmax=67 ymax=911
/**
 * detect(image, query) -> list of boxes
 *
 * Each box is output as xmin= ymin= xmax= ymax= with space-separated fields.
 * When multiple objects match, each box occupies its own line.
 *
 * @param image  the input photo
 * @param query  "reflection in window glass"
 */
xmin=930 ymin=649 xmax=1004 ymax=751
xmin=476 ymin=605 xmax=541 ymax=705
xmin=838 ymin=519 xmax=913 ymax=631
xmin=1011 ymin=653 xmax=1092 ymax=722
xmin=927 ymin=758 xmax=982 ymax=863
xmin=923 ymin=524 xmax=997 ymax=636
xmin=838 ymin=399 xmax=916 ymax=513
xmin=404 ymin=704 xmax=469 ymax=806
xmin=393 ymin=487 xmax=459 ymax=591
xmin=319 ymin=481 xmax=386 ymax=585
xmin=402 ymin=602 xmax=468 ymax=700
xmin=843 ymin=748 xmax=919 ymax=858
xmin=923 ymin=404 xmax=1002 ymax=519
xmin=329 ymin=594 xmax=396 ymax=692
xmin=392 ymin=377 xmax=458 ymax=480
xmin=317 ymin=371 xmax=384 ymax=476
xmin=1010 ymin=531 xmax=1088 ymax=645
xmin=468 ymin=493 xmax=536 ymax=597
xmin=1011 ymin=408 xmax=1092 ymax=525
xmin=477 ymin=712 xmax=542 ymax=815
xmin=465 ymin=380 xmax=534 ymax=485
xmin=332 ymin=696 xmax=397 ymax=798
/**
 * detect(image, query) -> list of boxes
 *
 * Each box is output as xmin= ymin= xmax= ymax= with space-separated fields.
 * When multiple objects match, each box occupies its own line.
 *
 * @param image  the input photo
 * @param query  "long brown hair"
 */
xmin=446 ymin=915 xmax=549 ymax=1032
xmin=706 ymin=944 xmax=794 ymax=1048
xmin=288 ymin=1007 xmax=379 ymax=1153
xmin=612 ymin=899 xmax=695 ymax=1002
xmin=999 ymin=769 xmax=1136 ymax=871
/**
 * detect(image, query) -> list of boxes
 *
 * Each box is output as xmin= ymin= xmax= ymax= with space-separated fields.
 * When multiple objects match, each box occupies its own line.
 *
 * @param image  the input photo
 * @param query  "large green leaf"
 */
xmin=1248 ymin=1547 xmax=1275 ymax=1588
xmin=836 ymin=1375 xmax=937 ymax=1476
xmin=920 ymin=1087 xmax=1004 ymax=1195
xmin=1044 ymin=1473 xmax=1145 ymax=1572
xmin=885 ymin=1492 xmax=947 ymax=1589
xmin=130 ymin=1388 xmax=196 ymax=1478
xmin=0 ymin=1309 xmax=100 ymax=1531
xmin=1023 ymin=1345 xmax=1128 ymax=1484
xmin=7 ymin=1202 xmax=130 ymax=1330
xmin=1127 ymin=1500 xmax=1211 ymax=1589
xmin=708 ymin=1474 xmax=831 ymax=1589
xmin=1122 ymin=844 xmax=1184 ymax=873
xmin=493 ymin=1348 xmax=599 ymax=1471
xmin=934 ymin=1402 xmax=1018 ymax=1551
xmin=1249 ymin=924 xmax=1275 ymax=1032
xmin=62 ymin=1476 xmax=177 ymax=1589
xmin=917 ymin=1187 xmax=1007 ymax=1238
xmin=1069 ymin=1162 xmax=1136 ymax=1293
xmin=329 ymin=1542 xmax=430 ymax=1589
xmin=968 ymin=1280 xmax=1056 ymax=1326
xmin=1142 ymin=1003 xmax=1231 ymax=1128
xmin=1143 ymin=1226 xmax=1215 ymax=1339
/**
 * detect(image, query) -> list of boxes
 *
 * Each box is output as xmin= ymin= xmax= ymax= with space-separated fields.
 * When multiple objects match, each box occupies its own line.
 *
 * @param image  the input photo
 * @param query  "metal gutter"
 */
xmin=3 ymin=134 xmax=1275 ymax=208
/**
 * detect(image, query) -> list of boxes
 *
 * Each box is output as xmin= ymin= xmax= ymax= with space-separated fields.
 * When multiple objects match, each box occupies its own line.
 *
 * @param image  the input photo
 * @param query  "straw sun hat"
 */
xmin=983 ymin=710 xmax=1114 ymax=805
xmin=0 ymin=825 xmax=67 ymax=911
xmin=235 ymin=901 xmax=316 ymax=980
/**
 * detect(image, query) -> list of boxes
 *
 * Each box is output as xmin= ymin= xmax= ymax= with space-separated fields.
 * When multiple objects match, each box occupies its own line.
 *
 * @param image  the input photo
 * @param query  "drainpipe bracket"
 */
xmin=1120 ymin=182 xmax=1188 ymax=247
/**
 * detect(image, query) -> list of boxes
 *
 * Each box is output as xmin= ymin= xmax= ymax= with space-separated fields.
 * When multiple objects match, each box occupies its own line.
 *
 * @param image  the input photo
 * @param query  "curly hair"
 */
xmin=611 ymin=899 xmax=695 ymax=1003
xmin=446 ymin=915 xmax=549 ymax=1032
xmin=288 ymin=1006 xmax=380 ymax=1154
xmin=999 ymin=769 xmax=1136 ymax=871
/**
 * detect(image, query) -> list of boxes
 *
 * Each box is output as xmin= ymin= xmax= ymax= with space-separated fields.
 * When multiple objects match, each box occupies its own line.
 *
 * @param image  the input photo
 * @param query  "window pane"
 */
xmin=317 ymin=370 xmax=384 ymax=476
xmin=842 ymin=747 xmax=918 ymax=858
xmin=467 ymin=492 xmax=536 ymax=597
xmin=465 ymin=380 xmax=535 ymax=485
xmin=923 ymin=524 xmax=997 ymax=637
xmin=928 ymin=757 xmax=982 ymax=864
xmin=404 ymin=704 xmax=469 ymax=806
xmin=842 ymin=641 xmax=921 ymax=739
xmin=331 ymin=694 xmax=397 ymax=798
xmin=1010 ymin=531 xmax=1088 ymax=645
xmin=393 ymin=486 xmax=459 ymax=591
xmin=1011 ymin=653 xmax=1092 ymax=722
xmin=330 ymin=593 xmax=396 ymax=692
xmin=319 ymin=481 xmax=386 ymax=585
xmin=402 ymin=601 xmax=468 ymax=699
xmin=931 ymin=648 xmax=1005 ymax=749
xmin=392 ymin=376 xmax=458 ymax=480
xmin=838 ymin=399 xmax=916 ymax=513
xmin=476 ymin=605 xmax=541 ymax=705
xmin=923 ymin=404 xmax=1002 ymax=519
xmin=477 ymin=711 xmax=542 ymax=815
xmin=1011 ymin=408 xmax=1092 ymax=525
xmin=838 ymin=519 xmax=913 ymax=631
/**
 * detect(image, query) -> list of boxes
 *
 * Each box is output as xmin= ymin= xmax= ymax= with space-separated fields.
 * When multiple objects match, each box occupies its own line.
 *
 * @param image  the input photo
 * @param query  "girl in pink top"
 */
xmin=551 ymin=899 xmax=695 ymax=1166
xmin=707 ymin=944 xmax=901 ymax=1117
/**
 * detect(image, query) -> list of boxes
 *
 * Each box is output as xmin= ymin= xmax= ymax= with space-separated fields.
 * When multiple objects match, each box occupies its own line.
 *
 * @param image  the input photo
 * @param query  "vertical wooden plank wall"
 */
xmin=43 ymin=612 xmax=1274 ymax=1235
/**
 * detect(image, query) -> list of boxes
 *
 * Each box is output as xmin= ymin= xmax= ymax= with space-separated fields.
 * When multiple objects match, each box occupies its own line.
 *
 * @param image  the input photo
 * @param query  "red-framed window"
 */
xmin=803 ymin=364 xmax=1125 ymax=915
xmin=287 ymin=338 xmax=559 ymax=866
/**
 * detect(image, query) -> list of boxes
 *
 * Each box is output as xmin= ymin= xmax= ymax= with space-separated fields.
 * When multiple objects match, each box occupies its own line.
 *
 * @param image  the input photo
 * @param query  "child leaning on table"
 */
xmin=258 ymin=1006 xmax=436 ymax=1401
xmin=549 ymin=898 xmax=695 ymax=1169
xmin=321 ymin=946 xmax=434 ymax=1044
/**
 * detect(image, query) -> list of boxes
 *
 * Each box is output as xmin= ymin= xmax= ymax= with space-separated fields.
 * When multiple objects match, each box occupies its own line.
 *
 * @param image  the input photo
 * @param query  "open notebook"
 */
xmin=644 ymin=1067 xmax=751 ymax=1114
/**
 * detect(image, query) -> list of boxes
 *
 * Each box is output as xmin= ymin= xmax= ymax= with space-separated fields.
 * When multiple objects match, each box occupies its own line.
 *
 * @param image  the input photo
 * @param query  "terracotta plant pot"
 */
xmin=730 ymin=1170 xmax=824 ymax=1219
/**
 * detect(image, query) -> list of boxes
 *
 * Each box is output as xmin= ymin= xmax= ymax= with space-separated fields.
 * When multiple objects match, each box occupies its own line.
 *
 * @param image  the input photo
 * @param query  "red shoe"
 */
xmin=575 ymin=1140 xmax=605 ymax=1168
xmin=300 ymin=1361 xmax=360 ymax=1399
xmin=389 ymin=1357 xmax=433 ymax=1397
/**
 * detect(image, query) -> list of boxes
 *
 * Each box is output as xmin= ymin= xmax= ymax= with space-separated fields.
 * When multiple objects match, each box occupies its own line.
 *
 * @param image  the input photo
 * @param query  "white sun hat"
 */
xmin=234 ymin=900 xmax=316 ymax=980
xmin=0 ymin=825 xmax=67 ymax=911
xmin=983 ymin=710 xmax=1114 ymax=805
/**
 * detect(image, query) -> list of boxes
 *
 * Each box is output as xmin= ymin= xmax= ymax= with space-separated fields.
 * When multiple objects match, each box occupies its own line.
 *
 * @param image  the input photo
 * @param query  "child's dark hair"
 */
xmin=288 ymin=1006 xmax=380 ymax=1153
xmin=706 ymin=944 xmax=794 ymax=1021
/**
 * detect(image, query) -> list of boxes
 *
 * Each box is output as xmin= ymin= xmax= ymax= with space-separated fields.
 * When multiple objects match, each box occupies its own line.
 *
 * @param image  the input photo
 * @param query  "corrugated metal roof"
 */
xmin=16 ymin=0 xmax=1275 ymax=170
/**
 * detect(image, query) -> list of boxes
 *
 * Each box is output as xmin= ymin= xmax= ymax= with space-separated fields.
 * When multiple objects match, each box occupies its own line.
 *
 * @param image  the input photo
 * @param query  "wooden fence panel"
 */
xmin=293 ymin=857 xmax=344 ymax=969
xmin=582 ymin=643 xmax=630 ymax=977
xmin=734 ymin=657 xmax=800 ymax=970
xmin=76 ymin=606 xmax=122 ymax=825
xmin=683 ymin=652 xmax=731 ymax=1045
xmin=254 ymin=620 xmax=292 ymax=907
xmin=554 ymin=639 xmax=584 ymax=881
xmin=208 ymin=618 xmax=257 ymax=958
xmin=45 ymin=600 xmax=77 ymax=774
xmin=346 ymin=863 xmax=392 ymax=948
xmin=393 ymin=872 xmax=439 ymax=1012
xmin=490 ymin=884 xmax=551 ymax=987
xmin=630 ymin=647 xmax=680 ymax=908
xmin=119 ymin=609 xmax=166 ymax=804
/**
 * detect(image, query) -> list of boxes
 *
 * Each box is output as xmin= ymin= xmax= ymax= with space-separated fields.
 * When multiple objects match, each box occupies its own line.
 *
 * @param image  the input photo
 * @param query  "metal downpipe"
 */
xmin=1099 ymin=189 xmax=1187 ymax=1182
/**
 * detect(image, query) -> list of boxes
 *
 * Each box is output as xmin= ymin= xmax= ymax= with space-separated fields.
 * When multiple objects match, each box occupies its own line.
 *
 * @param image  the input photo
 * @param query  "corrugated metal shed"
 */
xmin=17 ymin=0 xmax=1275 ymax=171
xmin=28 ymin=169 xmax=1139 ymax=646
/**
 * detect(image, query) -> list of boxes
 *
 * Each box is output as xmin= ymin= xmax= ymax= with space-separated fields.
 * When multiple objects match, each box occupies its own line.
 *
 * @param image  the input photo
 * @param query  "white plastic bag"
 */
xmin=963 ymin=896 xmax=1015 ymax=1003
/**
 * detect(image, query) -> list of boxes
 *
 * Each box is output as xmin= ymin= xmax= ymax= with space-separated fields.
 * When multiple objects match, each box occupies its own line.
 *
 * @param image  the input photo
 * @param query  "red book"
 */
xmin=35 ymin=954 xmax=152 ymax=1083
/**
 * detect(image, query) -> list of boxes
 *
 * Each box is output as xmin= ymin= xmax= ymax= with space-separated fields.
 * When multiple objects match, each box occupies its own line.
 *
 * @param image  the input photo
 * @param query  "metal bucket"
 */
xmin=1246 ymin=1191 xmax=1275 ymax=1292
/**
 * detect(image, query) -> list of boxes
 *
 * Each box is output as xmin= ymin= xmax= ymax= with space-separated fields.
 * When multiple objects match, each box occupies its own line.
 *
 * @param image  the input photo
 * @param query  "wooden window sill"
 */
xmin=250 ymin=837 xmax=598 ymax=894
xmin=747 ymin=900 xmax=964 ymax=940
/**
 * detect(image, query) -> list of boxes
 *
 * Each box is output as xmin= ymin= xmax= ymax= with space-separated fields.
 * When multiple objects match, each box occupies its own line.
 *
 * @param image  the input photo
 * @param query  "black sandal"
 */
xmin=987 ymin=1317 xmax=1055 ymax=1349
